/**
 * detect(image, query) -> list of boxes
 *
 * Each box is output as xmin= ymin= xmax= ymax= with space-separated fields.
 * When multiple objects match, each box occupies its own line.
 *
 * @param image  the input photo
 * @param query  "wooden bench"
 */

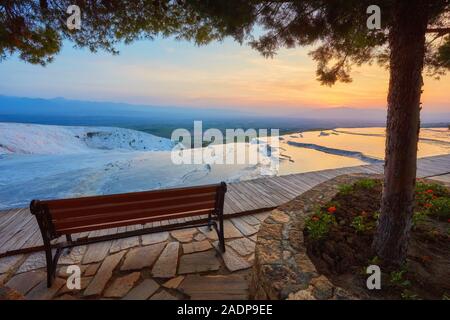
xmin=30 ymin=182 xmax=227 ymax=287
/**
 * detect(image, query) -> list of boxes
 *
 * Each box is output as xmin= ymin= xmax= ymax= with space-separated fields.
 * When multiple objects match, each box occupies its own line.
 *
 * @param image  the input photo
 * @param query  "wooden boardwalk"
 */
xmin=0 ymin=154 xmax=449 ymax=258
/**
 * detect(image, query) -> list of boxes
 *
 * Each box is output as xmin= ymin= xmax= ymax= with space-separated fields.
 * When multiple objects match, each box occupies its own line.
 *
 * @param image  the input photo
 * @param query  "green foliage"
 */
xmin=305 ymin=209 xmax=336 ymax=240
xmin=351 ymin=215 xmax=373 ymax=233
xmin=338 ymin=184 xmax=353 ymax=195
xmin=390 ymin=269 xmax=411 ymax=287
xmin=0 ymin=0 xmax=238 ymax=65
xmin=373 ymin=211 xmax=380 ymax=221
xmin=1 ymin=0 xmax=449 ymax=83
xmin=337 ymin=179 xmax=378 ymax=196
xmin=412 ymin=210 xmax=428 ymax=228
xmin=429 ymin=36 xmax=450 ymax=73
xmin=414 ymin=182 xmax=450 ymax=221
xmin=416 ymin=182 xmax=448 ymax=197
xmin=401 ymin=289 xmax=419 ymax=300
xmin=368 ymin=256 xmax=380 ymax=265
xmin=427 ymin=197 xmax=450 ymax=220
xmin=354 ymin=178 xmax=377 ymax=190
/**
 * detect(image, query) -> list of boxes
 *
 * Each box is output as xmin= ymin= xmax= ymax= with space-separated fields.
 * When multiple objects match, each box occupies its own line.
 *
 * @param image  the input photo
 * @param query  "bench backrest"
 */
xmin=31 ymin=183 xmax=227 ymax=237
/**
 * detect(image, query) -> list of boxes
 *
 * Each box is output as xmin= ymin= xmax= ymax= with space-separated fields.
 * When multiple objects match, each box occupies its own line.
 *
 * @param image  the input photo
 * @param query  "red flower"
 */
xmin=361 ymin=211 xmax=368 ymax=217
xmin=421 ymin=255 xmax=432 ymax=262
xmin=424 ymin=203 xmax=433 ymax=208
xmin=425 ymin=189 xmax=433 ymax=194
xmin=447 ymin=218 xmax=450 ymax=223
xmin=327 ymin=206 xmax=337 ymax=214
xmin=311 ymin=216 xmax=320 ymax=222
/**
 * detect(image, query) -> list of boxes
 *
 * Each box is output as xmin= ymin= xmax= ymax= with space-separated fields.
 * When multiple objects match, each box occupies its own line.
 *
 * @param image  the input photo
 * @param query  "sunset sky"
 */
xmin=0 ymin=36 xmax=449 ymax=114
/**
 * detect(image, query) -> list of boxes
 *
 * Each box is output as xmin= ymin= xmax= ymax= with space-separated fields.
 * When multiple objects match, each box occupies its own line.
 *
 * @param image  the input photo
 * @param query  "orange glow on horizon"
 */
xmin=107 ymin=45 xmax=449 ymax=112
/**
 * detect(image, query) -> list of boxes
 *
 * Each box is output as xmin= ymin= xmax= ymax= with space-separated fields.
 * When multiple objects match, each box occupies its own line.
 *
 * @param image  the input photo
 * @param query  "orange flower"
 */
xmin=421 ymin=255 xmax=432 ymax=263
xmin=361 ymin=211 xmax=368 ymax=217
xmin=311 ymin=216 xmax=320 ymax=222
xmin=424 ymin=203 xmax=433 ymax=208
xmin=327 ymin=206 xmax=337 ymax=214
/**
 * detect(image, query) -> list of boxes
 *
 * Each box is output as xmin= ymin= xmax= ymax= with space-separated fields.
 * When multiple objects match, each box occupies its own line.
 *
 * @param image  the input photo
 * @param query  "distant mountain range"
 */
xmin=0 ymin=95 xmax=448 ymax=138
xmin=283 ymin=106 xmax=449 ymax=124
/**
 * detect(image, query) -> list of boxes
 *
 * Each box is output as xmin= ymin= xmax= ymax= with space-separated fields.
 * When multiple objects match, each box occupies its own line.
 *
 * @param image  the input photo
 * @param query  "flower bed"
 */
xmin=250 ymin=173 xmax=450 ymax=300
xmin=305 ymin=177 xmax=449 ymax=299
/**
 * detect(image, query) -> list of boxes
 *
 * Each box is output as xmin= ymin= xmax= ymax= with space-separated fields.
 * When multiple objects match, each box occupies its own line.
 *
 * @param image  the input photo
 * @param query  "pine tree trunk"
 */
xmin=372 ymin=0 xmax=429 ymax=266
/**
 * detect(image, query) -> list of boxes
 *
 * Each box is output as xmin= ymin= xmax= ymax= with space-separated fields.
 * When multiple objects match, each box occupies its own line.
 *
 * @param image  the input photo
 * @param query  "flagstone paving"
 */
xmin=179 ymin=273 xmax=249 ymax=300
xmin=0 ymin=255 xmax=23 ymax=274
xmin=227 ymin=238 xmax=256 ymax=256
xmin=178 ymin=251 xmax=221 ymax=274
xmin=182 ymin=240 xmax=212 ymax=254
xmin=17 ymin=252 xmax=47 ymax=273
xmin=152 ymin=242 xmax=180 ymax=278
xmin=141 ymin=231 xmax=169 ymax=245
xmin=121 ymin=243 xmax=165 ymax=271
xmin=0 ymin=213 xmax=270 ymax=300
xmin=104 ymin=272 xmax=141 ymax=298
xmin=123 ymin=279 xmax=159 ymax=300
xmin=220 ymin=247 xmax=253 ymax=272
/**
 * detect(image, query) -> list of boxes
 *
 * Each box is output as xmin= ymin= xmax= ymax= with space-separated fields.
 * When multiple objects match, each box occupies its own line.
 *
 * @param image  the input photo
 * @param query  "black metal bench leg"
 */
xmin=44 ymin=243 xmax=54 ymax=288
xmin=64 ymin=234 xmax=73 ymax=254
xmin=213 ymin=222 xmax=225 ymax=253
xmin=216 ymin=182 xmax=227 ymax=252
xmin=213 ymin=213 xmax=226 ymax=253
xmin=207 ymin=212 xmax=213 ymax=230
xmin=219 ymin=220 xmax=226 ymax=253
xmin=43 ymin=242 xmax=64 ymax=288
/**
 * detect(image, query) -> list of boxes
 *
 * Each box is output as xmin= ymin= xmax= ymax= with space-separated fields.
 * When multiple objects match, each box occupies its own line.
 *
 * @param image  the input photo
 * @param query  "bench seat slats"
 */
xmin=55 ymin=209 xmax=213 ymax=235
xmin=53 ymin=200 xmax=216 ymax=231
xmin=41 ymin=184 xmax=221 ymax=211
xmin=49 ymin=193 xmax=217 ymax=219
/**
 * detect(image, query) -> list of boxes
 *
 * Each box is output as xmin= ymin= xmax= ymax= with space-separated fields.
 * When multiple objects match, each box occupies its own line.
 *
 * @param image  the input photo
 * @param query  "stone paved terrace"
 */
xmin=0 ymin=212 xmax=270 ymax=300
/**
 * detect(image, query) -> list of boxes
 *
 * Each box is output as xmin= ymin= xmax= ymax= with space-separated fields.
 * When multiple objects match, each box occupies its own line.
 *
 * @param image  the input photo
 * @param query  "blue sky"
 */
xmin=0 ymin=36 xmax=449 ymax=114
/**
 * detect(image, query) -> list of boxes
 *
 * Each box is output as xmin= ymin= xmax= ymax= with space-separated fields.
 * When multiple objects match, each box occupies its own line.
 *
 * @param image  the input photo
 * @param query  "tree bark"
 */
xmin=372 ymin=0 xmax=429 ymax=266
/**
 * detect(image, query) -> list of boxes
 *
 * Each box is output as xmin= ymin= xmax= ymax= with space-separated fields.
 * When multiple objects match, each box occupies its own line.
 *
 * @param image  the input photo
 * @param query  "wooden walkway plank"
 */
xmin=253 ymin=179 xmax=292 ymax=203
xmin=0 ymin=214 xmax=37 ymax=252
xmin=237 ymin=181 xmax=279 ymax=208
xmin=263 ymin=177 xmax=300 ymax=197
xmin=0 ymin=209 xmax=25 ymax=231
xmin=271 ymin=176 xmax=305 ymax=196
xmin=241 ymin=181 xmax=283 ymax=207
xmin=227 ymin=185 xmax=260 ymax=212
xmin=428 ymin=174 xmax=450 ymax=184
xmin=296 ymin=171 xmax=325 ymax=188
xmin=231 ymin=184 xmax=266 ymax=211
xmin=224 ymin=190 xmax=247 ymax=213
xmin=275 ymin=174 xmax=311 ymax=192
xmin=22 ymin=227 xmax=43 ymax=249
xmin=0 ymin=208 xmax=28 ymax=234
xmin=286 ymin=173 xmax=319 ymax=190
xmin=0 ymin=211 xmax=33 ymax=246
